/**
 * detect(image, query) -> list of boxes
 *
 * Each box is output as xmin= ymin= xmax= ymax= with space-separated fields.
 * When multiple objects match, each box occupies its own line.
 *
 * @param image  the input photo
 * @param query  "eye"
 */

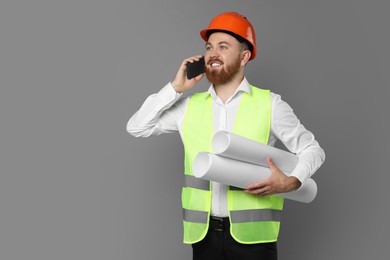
xmin=219 ymin=45 xmax=227 ymax=50
xmin=206 ymin=46 xmax=212 ymax=51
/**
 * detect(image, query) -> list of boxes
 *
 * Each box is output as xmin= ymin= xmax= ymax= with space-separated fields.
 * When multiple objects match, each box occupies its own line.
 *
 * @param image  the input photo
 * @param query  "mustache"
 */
xmin=207 ymin=59 xmax=224 ymax=65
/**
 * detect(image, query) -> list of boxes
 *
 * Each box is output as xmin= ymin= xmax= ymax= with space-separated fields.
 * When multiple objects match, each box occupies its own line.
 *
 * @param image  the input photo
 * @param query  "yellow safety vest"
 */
xmin=181 ymin=85 xmax=284 ymax=244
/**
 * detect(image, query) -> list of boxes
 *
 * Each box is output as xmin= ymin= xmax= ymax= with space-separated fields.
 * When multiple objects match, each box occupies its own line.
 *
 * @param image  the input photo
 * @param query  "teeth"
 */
xmin=211 ymin=63 xmax=221 ymax=67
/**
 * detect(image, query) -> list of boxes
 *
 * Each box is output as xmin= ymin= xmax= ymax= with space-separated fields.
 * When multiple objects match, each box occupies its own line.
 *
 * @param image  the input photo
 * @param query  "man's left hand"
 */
xmin=244 ymin=157 xmax=301 ymax=196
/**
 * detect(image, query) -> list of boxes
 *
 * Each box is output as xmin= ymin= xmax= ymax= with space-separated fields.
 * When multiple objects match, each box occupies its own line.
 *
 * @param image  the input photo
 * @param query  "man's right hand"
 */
xmin=171 ymin=55 xmax=204 ymax=93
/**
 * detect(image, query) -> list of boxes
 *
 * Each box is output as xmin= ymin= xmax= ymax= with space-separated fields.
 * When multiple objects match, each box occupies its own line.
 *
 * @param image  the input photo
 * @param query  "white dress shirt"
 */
xmin=127 ymin=77 xmax=325 ymax=217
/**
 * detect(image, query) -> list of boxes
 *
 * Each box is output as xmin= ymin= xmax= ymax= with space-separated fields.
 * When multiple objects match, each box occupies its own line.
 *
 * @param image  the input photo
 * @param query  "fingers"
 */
xmin=245 ymin=179 xmax=272 ymax=195
xmin=246 ymin=179 xmax=266 ymax=190
xmin=193 ymin=73 xmax=204 ymax=82
xmin=172 ymin=55 xmax=203 ymax=93
xmin=249 ymin=188 xmax=272 ymax=196
xmin=244 ymin=157 xmax=298 ymax=196
xmin=184 ymin=55 xmax=203 ymax=64
xmin=244 ymin=157 xmax=280 ymax=196
xmin=181 ymin=55 xmax=204 ymax=71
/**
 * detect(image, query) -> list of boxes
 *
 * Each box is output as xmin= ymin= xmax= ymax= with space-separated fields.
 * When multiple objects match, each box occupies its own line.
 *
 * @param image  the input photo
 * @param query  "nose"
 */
xmin=206 ymin=50 xmax=220 ymax=63
xmin=210 ymin=48 xmax=220 ymax=58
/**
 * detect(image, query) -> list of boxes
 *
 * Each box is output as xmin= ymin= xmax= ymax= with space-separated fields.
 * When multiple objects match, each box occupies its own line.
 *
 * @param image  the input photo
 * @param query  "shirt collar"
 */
xmin=205 ymin=77 xmax=251 ymax=101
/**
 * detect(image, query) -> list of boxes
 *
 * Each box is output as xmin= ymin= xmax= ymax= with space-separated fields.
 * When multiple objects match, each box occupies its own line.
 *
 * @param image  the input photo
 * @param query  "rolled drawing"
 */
xmin=212 ymin=130 xmax=298 ymax=174
xmin=193 ymin=152 xmax=317 ymax=203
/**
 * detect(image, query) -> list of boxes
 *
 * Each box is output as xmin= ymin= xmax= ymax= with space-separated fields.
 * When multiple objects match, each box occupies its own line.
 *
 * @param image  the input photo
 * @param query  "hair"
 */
xmin=206 ymin=30 xmax=253 ymax=53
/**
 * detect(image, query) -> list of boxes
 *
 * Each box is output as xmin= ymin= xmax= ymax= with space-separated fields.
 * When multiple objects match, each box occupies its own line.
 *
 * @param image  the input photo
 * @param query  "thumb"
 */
xmin=267 ymin=157 xmax=277 ymax=170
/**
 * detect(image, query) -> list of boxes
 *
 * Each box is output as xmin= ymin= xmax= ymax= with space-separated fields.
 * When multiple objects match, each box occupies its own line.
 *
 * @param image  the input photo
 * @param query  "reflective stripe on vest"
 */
xmin=230 ymin=209 xmax=282 ymax=223
xmin=184 ymin=175 xmax=210 ymax=191
xmin=183 ymin=208 xmax=209 ymax=223
xmin=182 ymin=86 xmax=284 ymax=244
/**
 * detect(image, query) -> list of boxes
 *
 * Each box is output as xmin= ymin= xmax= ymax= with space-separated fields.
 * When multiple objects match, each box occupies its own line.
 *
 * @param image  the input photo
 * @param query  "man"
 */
xmin=127 ymin=12 xmax=325 ymax=260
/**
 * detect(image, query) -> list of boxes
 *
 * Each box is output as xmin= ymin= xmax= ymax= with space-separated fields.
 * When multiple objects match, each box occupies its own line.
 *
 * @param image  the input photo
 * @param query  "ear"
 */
xmin=241 ymin=50 xmax=251 ymax=66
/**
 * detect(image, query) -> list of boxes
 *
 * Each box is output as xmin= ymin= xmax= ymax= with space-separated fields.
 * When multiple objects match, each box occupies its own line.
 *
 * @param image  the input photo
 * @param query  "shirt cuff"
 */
xmin=156 ymin=82 xmax=182 ymax=104
xmin=289 ymin=163 xmax=310 ymax=190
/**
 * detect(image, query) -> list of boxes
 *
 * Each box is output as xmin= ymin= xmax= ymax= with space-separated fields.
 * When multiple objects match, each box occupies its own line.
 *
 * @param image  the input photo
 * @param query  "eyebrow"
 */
xmin=205 ymin=41 xmax=232 ymax=47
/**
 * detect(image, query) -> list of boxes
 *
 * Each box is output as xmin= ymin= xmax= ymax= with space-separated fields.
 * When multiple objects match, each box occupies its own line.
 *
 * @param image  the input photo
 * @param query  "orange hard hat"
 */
xmin=200 ymin=12 xmax=257 ymax=60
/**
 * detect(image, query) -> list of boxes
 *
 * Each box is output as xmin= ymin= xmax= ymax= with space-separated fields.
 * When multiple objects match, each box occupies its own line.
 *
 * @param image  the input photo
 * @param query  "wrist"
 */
xmin=287 ymin=176 xmax=301 ymax=191
xmin=171 ymin=81 xmax=183 ymax=93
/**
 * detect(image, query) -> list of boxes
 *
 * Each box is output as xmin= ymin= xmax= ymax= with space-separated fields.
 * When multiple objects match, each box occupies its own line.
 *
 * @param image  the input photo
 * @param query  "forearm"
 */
xmin=271 ymin=93 xmax=326 ymax=183
xmin=290 ymin=143 xmax=326 ymax=183
xmin=127 ymin=83 xmax=183 ymax=137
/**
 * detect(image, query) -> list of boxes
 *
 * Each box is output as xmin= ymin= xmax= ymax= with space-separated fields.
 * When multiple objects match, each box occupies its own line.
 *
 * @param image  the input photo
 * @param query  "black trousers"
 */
xmin=192 ymin=217 xmax=278 ymax=260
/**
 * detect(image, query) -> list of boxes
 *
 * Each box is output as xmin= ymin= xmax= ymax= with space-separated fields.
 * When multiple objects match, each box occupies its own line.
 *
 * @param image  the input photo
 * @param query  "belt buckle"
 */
xmin=211 ymin=217 xmax=224 ymax=232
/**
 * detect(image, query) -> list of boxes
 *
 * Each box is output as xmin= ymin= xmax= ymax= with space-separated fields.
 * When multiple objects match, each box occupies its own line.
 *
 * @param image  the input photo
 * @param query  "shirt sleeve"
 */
xmin=270 ymin=93 xmax=326 ymax=184
xmin=126 ymin=82 xmax=188 ymax=137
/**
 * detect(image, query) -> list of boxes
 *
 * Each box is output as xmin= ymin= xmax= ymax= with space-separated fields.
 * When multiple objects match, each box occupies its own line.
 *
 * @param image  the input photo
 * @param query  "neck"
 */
xmin=214 ymin=73 xmax=244 ymax=103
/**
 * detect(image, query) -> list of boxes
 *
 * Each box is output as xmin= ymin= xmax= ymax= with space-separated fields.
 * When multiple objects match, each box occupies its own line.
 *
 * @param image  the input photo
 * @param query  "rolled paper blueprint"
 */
xmin=193 ymin=152 xmax=317 ymax=203
xmin=212 ymin=131 xmax=299 ymax=174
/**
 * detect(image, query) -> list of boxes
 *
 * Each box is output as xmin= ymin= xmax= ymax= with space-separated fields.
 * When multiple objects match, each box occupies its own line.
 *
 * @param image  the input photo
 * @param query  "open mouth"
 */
xmin=208 ymin=60 xmax=223 ymax=69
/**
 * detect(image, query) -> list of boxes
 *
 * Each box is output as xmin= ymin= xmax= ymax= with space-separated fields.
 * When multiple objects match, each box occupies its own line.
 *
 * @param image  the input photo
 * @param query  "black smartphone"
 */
xmin=186 ymin=57 xmax=205 ymax=79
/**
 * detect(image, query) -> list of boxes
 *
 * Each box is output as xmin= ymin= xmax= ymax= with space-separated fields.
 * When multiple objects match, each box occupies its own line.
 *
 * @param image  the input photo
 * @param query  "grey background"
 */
xmin=1 ymin=0 xmax=389 ymax=259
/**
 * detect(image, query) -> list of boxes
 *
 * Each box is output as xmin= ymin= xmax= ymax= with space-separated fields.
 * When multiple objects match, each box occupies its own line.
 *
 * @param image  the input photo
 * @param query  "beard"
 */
xmin=205 ymin=55 xmax=241 ymax=86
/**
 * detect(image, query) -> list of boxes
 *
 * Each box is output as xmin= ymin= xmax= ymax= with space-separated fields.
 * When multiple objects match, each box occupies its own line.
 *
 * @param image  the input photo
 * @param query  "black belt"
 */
xmin=209 ymin=216 xmax=229 ymax=232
